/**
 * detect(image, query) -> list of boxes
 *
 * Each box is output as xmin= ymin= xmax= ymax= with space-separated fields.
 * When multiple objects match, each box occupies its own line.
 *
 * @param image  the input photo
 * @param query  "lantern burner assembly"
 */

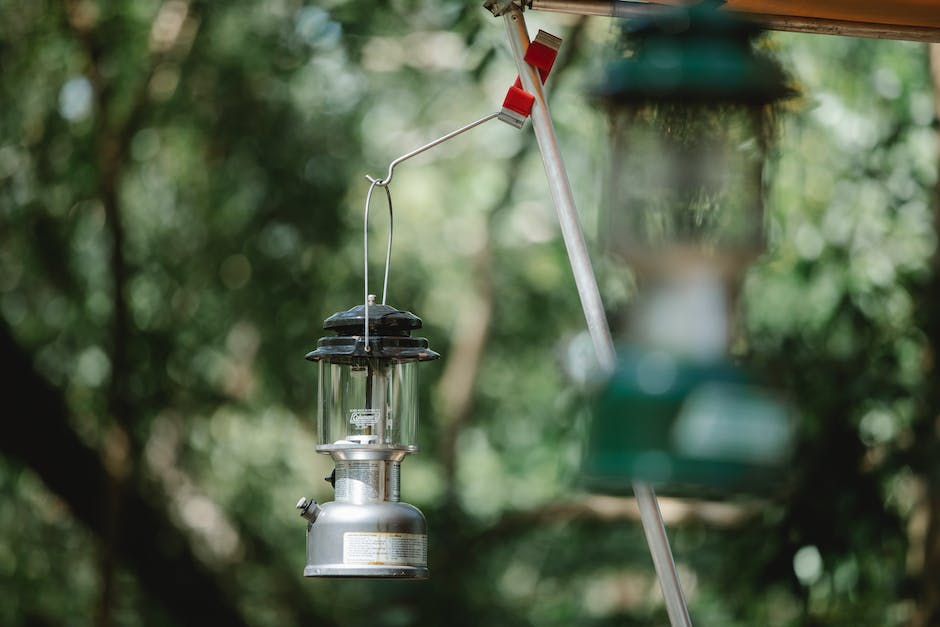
xmin=299 ymin=298 xmax=439 ymax=578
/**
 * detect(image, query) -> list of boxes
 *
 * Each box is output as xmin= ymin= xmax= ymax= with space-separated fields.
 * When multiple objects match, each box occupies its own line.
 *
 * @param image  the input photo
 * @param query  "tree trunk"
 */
xmin=0 ymin=321 xmax=250 ymax=627
xmin=913 ymin=42 xmax=940 ymax=627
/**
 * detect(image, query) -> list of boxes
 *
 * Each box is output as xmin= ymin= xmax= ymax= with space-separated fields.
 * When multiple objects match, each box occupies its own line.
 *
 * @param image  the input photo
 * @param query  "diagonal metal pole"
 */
xmin=501 ymin=7 xmax=693 ymax=626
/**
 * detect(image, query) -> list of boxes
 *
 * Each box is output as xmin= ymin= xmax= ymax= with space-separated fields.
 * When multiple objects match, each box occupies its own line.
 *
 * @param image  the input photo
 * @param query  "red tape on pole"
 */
xmin=499 ymin=30 xmax=562 ymax=127
xmin=503 ymin=85 xmax=535 ymax=115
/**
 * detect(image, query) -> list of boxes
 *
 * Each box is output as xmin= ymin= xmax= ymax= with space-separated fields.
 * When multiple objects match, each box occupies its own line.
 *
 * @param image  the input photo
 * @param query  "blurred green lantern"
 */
xmin=598 ymin=4 xmax=790 ymax=276
xmin=583 ymin=4 xmax=795 ymax=496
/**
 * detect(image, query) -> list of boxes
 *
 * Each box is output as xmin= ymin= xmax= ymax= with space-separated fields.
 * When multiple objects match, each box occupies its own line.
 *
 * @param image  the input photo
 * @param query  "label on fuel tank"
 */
xmin=342 ymin=532 xmax=427 ymax=566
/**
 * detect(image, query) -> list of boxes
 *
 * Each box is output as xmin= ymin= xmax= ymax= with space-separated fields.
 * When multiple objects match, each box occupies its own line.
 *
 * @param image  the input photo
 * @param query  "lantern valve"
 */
xmin=296 ymin=497 xmax=321 ymax=523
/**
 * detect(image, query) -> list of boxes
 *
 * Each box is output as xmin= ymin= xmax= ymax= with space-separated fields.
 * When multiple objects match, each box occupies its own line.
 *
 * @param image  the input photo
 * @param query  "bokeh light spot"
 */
xmin=793 ymin=545 xmax=823 ymax=586
xmin=220 ymin=254 xmax=252 ymax=290
xmin=59 ymin=77 xmax=93 ymax=121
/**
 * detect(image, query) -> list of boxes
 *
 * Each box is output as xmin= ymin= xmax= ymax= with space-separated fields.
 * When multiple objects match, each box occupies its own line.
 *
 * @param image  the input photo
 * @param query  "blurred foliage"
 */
xmin=0 ymin=1 xmax=938 ymax=626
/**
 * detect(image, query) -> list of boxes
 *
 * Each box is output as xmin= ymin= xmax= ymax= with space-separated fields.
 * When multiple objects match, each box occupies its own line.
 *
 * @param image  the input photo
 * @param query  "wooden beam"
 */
xmin=721 ymin=1 xmax=940 ymax=30
xmin=528 ymin=0 xmax=940 ymax=42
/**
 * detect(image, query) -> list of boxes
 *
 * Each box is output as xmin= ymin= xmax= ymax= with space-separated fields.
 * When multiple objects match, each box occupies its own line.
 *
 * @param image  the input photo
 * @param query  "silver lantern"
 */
xmin=298 ymin=298 xmax=439 ymax=578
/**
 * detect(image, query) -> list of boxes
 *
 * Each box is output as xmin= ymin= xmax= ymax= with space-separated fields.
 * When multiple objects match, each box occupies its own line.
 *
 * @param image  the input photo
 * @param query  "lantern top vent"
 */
xmin=596 ymin=4 xmax=791 ymax=106
xmin=323 ymin=303 xmax=422 ymax=336
xmin=306 ymin=303 xmax=439 ymax=363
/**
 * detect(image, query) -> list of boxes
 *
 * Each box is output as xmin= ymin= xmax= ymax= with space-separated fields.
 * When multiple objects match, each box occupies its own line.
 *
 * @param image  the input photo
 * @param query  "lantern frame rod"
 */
xmin=527 ymin=0 xmax=940 ymax=43
xmin=502 ymin=7 xmax=693 ymax=627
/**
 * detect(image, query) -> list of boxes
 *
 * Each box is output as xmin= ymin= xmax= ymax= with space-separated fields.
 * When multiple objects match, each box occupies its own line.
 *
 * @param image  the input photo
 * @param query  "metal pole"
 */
xmin=502 ymin=7 xmax=693 ymax=626
xmin=502 ymin=9 xmax=616 ymax=372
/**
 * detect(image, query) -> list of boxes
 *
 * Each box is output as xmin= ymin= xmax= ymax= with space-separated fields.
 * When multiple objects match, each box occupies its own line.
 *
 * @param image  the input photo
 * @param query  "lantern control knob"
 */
xmin=296 ymin=497 xmax=321 ymax=523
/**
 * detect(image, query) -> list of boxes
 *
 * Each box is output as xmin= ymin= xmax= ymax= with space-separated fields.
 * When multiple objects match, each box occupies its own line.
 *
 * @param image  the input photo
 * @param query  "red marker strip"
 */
xmin=499 ymin=86 xmax=535 ymax=128
xmin=503 ymin=86 xmax=535 ymax=115
xmin=498 ymin=30 xmax=562 ymax=128
xmin=525 ymin=30 xmax=562 ymax=83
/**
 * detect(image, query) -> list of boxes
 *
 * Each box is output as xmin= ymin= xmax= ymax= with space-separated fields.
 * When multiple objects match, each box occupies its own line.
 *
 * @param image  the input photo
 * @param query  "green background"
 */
xmin=1 ymin=1 xmax=939 ymax=625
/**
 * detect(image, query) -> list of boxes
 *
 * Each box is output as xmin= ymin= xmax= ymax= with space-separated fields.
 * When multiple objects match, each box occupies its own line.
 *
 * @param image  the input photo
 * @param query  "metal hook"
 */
xmin=365 ymin=112 xmax=501 ymax=187
xmin=363 ymin=178 xmax=394 ymax=351
xmin=360 ymin=110 xmax=502 ymax=349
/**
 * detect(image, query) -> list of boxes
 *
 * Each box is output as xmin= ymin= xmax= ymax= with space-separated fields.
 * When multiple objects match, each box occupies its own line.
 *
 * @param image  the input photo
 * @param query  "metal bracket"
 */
xmin=365 ymin=112 xmax=502 ymax=188
xmin=484 ymin=0 xmax=530 ymax=17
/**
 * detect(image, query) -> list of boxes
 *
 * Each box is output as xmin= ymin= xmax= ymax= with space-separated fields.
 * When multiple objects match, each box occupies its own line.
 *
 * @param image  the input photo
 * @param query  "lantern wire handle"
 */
xmin=362 ymin=177 xmax=394 ymax=352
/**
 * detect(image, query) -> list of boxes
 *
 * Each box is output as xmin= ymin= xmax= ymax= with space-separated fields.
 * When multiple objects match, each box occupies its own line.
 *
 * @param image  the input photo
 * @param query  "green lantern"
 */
xmin=597 ymin=4 xmax=791 ymax=276
xmin=583 ymin=4 xmax=795 ymax=496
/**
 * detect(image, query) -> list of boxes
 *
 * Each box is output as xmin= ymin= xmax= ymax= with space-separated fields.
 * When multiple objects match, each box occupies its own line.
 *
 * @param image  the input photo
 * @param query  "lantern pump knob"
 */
xmin=296 ymin=497 xmax=321 ymax=523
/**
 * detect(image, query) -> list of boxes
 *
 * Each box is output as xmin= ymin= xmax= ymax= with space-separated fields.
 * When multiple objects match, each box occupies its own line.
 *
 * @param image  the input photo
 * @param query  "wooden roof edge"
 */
xmin=743 ymin=12 xmax=940 ymax=42
xmin=528 ymin=0 xmax=940 ymax=42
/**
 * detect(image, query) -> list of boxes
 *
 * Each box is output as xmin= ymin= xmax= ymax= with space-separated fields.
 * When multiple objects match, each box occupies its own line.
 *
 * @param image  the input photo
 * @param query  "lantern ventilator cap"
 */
xmin=305 ymin=300 xmax=440 ymax=363
xmin=595 ymin=3 xmax=792 ymax=106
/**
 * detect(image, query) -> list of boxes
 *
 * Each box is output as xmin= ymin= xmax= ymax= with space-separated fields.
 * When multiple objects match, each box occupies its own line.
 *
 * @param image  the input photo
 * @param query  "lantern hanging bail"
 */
xmin=362 ymin=177 xmax=394 ymax=351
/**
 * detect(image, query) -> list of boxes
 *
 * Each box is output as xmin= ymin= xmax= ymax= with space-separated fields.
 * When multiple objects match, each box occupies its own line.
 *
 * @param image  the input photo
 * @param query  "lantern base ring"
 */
xmin=303 ymin=565 xmax=429 ymax=579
